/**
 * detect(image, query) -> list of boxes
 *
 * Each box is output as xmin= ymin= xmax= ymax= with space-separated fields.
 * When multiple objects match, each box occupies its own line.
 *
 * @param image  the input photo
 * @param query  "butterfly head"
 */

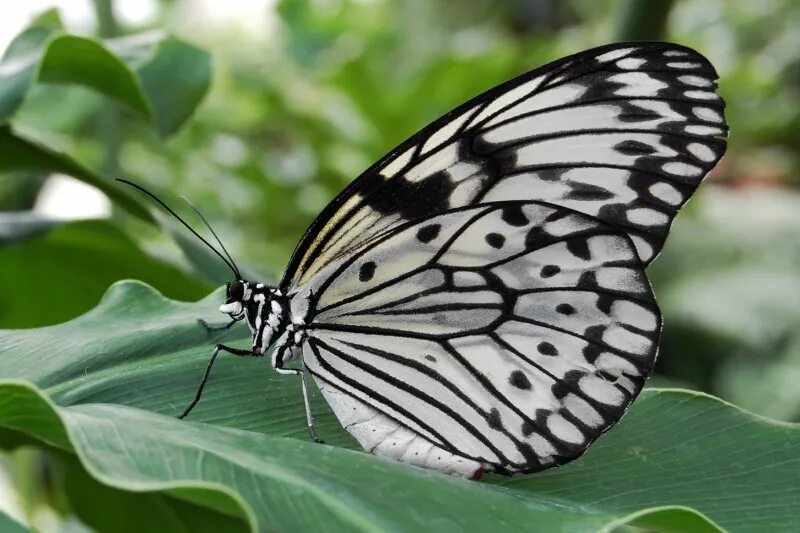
xmin=219 ymin=280 xmax=250 ymax=319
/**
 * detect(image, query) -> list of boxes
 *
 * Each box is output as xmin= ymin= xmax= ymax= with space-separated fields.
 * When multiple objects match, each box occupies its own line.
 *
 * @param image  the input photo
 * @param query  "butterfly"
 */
xmin=121 ymin=42 xmax=727 ymax=479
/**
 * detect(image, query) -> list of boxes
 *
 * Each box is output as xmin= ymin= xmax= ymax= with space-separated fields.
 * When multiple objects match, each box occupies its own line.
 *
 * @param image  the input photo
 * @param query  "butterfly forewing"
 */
xmin=283 ymin=42 xmax=727 ymax=288
xmin=301 ymin=201 xmax=659 ymax=473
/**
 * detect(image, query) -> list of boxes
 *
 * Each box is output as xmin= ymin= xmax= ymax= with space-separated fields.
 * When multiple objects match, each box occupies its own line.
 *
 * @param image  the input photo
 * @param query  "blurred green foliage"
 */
xmin=0 ymin=0 xmax=799 ymax=529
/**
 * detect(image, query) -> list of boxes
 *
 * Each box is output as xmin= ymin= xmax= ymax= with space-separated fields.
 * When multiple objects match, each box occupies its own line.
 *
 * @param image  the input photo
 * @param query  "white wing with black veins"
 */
xmin=301 ymin=201 xmax=660 ymax=474
xmin=283 ymin=42 xmax=727 ymax=288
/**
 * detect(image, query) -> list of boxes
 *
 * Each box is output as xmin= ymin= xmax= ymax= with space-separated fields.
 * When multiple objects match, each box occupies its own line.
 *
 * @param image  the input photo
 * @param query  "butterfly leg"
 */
xmin=272 ymin=334 xmax=324 ymax=444
xmin=274 ymin=364 xmax=323 ymax=444
xmin=197 ymin=318 xmax=238 ymax=332
xmin=179 ymin=343 xmax=260 ymax=419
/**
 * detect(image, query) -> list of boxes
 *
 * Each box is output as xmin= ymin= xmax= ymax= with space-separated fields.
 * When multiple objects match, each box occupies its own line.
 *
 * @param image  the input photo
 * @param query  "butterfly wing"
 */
xmin=283 ymin=42 xmax=727 ymax=289
xmin=299 ymin=201 xmax=660 ymax=474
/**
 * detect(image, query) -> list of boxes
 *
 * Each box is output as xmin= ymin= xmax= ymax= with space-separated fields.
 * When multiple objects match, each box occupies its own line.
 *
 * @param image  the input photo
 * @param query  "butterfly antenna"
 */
xmin=116 ymin=179 xmax=240 ymax=279
xmin=179 ymin=194 xmax=241 ymax=280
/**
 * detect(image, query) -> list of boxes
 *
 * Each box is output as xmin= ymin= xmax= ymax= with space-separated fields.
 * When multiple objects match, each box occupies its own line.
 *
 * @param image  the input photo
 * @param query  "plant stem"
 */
xmin=614 ymin=0 xmax=675 ymax=41
xmin=92 ymin=0 xmax=122 ymax=177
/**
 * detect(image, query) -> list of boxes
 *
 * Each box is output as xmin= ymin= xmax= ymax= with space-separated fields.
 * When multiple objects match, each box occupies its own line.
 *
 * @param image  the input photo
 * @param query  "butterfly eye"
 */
xmin=228 ymin=281 xmax=244 ymax=302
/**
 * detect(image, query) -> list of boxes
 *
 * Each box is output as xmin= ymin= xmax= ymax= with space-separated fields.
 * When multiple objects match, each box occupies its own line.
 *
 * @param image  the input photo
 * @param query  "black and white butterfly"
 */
xmin=122 ymin=42 xmax=727 ymax=478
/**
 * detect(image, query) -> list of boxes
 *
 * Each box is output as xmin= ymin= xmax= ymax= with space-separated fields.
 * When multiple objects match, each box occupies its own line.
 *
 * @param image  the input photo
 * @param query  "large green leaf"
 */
xmin=0 ymin=26 xmax=54 ymax=121
xmin=0 ymin=11 xmax=212 ymax=224
xmin=0 ymin=221 xmax=210 ymax=328
xmin=0 ymin=282 xmax=796 ymax=531
xmin=0 ymin=381 xmax=695 ymax=533
xmin=0 ymin=15 xmax=211 ymax=136
xmin=57 ymin=451 xmax=248 ymax=533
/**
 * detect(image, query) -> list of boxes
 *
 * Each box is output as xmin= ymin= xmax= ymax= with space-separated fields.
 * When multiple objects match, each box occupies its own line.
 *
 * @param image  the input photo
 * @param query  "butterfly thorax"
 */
xmin=244 ymin=287 xmax=308 ymax=363
xmin=235 ymin=283 xmax=288 ymax=355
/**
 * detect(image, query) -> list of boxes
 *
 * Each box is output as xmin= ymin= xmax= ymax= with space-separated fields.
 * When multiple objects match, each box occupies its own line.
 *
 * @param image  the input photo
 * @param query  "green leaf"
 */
xmin=37 ymin=35 xmax=152 ymax=121
xmin=494 ymin=389 xmax=798 ymax=530
xmin=135 ymin=36 xmax=213 ymax=138
xmin=0 ymin=26 xmax=57 ymax=121
xmin=0 ymin=281 xmax=796 ymax=530
xmin=0 ymin=221 xmax=210 ymax=328
xmin=0 ymin=509 xmax=29 ymax=533
xmin=27 ymin=8 xmax=64 ymax=30
xmin=0 ymin=211 xmax=57 ymax=243
xmin=58 ymin=452 xmax=247 ymax=533
xmin=0 ymin=127 xmax=154 ymax=223
xmin=0 ymin=172 xmax=47 ymax=211
xmin=0 ymin=381 xmax=720 ymax=532
xmin=0 ymin=20 xmax=211 ymax=136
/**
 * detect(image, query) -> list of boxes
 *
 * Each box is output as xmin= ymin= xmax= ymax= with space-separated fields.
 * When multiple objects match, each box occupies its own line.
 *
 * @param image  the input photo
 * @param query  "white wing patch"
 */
xmin=315 ymin=373 xmax=486 ymax=477
xmin=303 ymin=202 xmax=659 ymax=474
xmin=285 ymin=43 xmax=727 ymax=287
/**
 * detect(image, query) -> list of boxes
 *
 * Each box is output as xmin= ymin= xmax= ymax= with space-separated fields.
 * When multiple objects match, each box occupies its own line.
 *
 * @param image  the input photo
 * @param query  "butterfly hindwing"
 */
xmin=301 ymin=201 xmax=660 ymax=473
xmin=284 ymin=42 xmax=727 ymax=288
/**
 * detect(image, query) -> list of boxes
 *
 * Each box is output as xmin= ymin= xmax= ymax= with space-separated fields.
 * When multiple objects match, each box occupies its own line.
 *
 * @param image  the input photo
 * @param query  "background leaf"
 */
xmin=0 ymin=222 xmax=210 ymax=328
xmin=37 ymin=35 xmax=152 ymax=121
xmin=134 ymin=35 xmax=213 ymax=137
xmin=0 ymin=19 xmax=210 ymax=135
xmin=0 ymin=127 xmax=154 ymax=223
xmin=0 ymin=25 xmax=56 ymax=122
xmin=0 ymin=281 xmax=796 ymax=531
xmin=0 ymin=14 xmax=213 ymax=230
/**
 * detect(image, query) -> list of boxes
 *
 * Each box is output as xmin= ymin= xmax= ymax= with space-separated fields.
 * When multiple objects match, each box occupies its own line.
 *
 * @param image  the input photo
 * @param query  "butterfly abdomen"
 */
xmin=315 ymin=377 xmax=485 ymax=478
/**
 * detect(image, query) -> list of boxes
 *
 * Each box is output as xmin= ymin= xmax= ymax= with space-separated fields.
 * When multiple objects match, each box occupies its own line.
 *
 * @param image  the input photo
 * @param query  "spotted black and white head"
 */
xmin=219 ymin=280 xmax=250 ymax=320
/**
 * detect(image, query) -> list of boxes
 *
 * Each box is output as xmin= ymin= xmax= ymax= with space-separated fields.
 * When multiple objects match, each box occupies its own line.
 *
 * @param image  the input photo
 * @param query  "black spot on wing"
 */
xmin=577 ymin=271 xmax=598 ymax=290
xmin=524 ymin=226 xmax=545 ymax=249
xmin=485 ymin=233 xmax=506 ymax=249
xmin=509 ymin=370 xmax=532 ymax=390
xmin=536 ymin=168 xmax=568 ymax=182
xmin=614 ymin=139 xmax=658 ymax=156
xmin=359 ymin=261 xmax=376 ymax=282
xmin=616 ymin=102 xmax=663 ymax=123
xmin=538 ymin=342 xmax=558 ymax=356
xmin=556 ymin=303 xmax=575 ymax=315
xmin=416 ymin=224 xmax=441 ymax=243
xmin=362 ymin=171 xmax=454 ymax=220
xmin=540 ymin=265 xmax=561 ymax=278
xmin=582 ymin=325 xmax=606 ymax=344
xmin=565 ymin=182 xmax=616 ymax=201
xmin=566 ymin=238 xmax=591 ymax=261
xmin=501 ymin=204 xmax=529 ymax=227
xmin=487 ymin=408 xmax=505 ymax=431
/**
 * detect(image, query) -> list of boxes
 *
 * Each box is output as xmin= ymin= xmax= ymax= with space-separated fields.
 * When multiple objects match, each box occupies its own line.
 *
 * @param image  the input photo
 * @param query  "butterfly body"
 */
xmin=126 ymin=42 xmax=727 ymax=478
